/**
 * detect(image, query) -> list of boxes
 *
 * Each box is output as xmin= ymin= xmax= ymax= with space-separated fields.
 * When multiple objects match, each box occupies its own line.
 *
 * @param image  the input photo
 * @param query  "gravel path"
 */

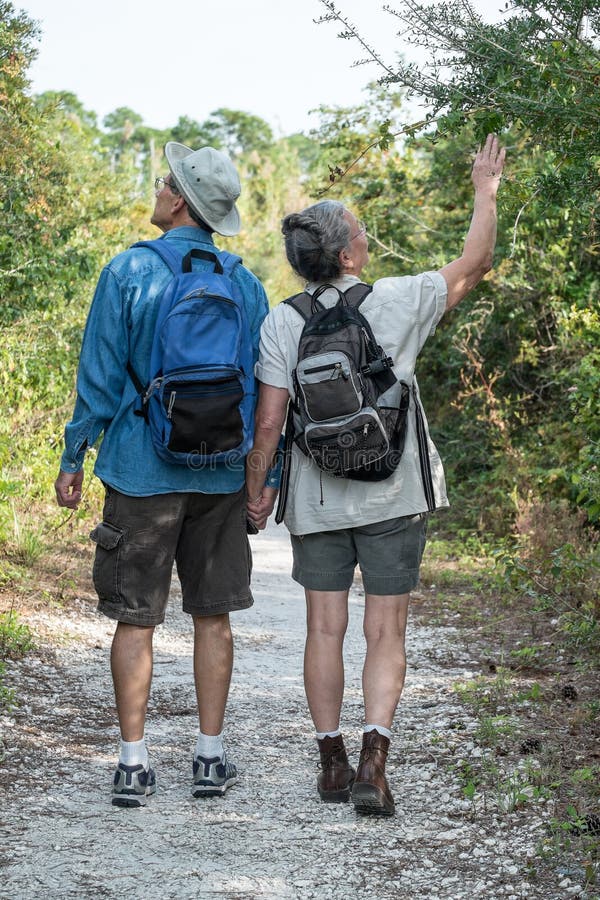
xmin=0 ymin=522 xmax=571 ymax=899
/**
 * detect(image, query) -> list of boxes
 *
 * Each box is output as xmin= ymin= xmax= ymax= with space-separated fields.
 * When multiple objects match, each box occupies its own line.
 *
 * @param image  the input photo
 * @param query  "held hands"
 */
xmin=471 ymin=134 xmax=506 ymax=195
xmin=247 ymin=486 xmax=278 ymax=531
xmin=55 ymin=469 xmax=84 ymax=509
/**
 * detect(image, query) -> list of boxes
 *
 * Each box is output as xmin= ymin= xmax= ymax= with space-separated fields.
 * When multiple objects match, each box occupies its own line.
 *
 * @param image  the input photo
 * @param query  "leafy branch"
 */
xmin=316 ymin=115 xmax=435 ymax=194
xmin=315 ymin=0 xmax=599 ymax=237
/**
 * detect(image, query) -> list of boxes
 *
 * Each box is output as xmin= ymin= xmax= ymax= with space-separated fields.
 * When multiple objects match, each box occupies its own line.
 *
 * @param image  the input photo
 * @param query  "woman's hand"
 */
xmin=471 ymin=134 xmax=506 ymax=194
xmin=438 ymin=133 xmax=507 ymax=309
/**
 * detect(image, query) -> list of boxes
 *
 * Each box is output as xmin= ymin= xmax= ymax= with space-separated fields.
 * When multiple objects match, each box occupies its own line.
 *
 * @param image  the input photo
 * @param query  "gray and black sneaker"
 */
xmin=112 ymin=762 xmax=156 ymax=808
xmin=192 ymin=751 xmax=238 ymax=798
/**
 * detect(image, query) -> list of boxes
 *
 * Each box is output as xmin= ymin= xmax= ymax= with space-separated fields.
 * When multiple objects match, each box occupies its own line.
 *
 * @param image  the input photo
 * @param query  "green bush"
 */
xmin=0 ymin=611 xmax=35 ymax=659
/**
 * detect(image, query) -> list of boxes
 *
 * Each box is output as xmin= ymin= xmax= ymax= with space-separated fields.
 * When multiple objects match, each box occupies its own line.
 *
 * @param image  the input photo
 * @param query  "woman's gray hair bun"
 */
xmin=281 ymin=200 xmax=351 ymax=282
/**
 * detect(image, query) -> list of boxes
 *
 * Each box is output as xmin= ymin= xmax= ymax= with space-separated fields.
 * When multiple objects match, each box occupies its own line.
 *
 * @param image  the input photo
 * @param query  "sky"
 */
xmin=20 ymin=0 xmax=505 ymax=137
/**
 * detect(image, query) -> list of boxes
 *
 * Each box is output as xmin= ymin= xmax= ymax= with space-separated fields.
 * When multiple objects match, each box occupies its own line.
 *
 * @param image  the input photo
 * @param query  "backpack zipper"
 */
xmin=304 ymin=361 xmax=348 ymax=380
xmin=175 ymin=290 xmax=236 ymax=307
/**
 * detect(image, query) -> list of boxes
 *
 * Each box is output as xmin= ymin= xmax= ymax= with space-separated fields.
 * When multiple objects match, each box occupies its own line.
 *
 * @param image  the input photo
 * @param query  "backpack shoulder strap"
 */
xmin=126 ymin=239 xmax=184 ymax=401
xmin=345 ymin=282 xmax=397 ymax=393
xmin=274 ymin=402 xmax=295 ymax=525
xmin=343 ymin=282 xmax=373 ymax=308
xmin=216 ymin=249 xmax=243 ymax=278
xmin=131 ymin=240 xmax=242 ymax=279
xmin=282 ymin=291 xmax=315 ymax=322
xmin=126 ymin=361 xmax=146 ymax=396
xmin=130 ymin=238 xmax=183 ymax=276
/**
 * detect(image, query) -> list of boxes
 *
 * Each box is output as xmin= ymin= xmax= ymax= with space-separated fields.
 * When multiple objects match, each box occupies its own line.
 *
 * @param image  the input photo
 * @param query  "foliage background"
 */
xmin=0 ymin=4 xmax=597 ymax=876
xmin=1 ymin=0 xmax=597 ymax=628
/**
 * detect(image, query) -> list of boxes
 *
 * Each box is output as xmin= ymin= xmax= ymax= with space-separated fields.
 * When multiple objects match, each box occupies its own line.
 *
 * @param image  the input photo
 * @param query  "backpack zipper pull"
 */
xmin=331 ymin=362 xmax=349 ymax=381
xmin=167 ymin=391 xmax=176 ymax=419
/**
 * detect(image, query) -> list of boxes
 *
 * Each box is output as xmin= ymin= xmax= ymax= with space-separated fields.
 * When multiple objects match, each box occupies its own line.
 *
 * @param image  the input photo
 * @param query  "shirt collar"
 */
xmin=305 ymin=274 xmax=361 ymax=293
xmin=162 ymin=225 xmax=215 ymax=245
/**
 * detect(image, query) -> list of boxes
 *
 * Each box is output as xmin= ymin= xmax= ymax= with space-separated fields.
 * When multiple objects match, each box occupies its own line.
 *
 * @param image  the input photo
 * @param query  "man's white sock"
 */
xmin=315 ymin=729 xmax=341 ymax=740
xmin=119 ymin=737 xmax=149 ymax=768
xmin=195 ymin=730 xmax=224 ymax=759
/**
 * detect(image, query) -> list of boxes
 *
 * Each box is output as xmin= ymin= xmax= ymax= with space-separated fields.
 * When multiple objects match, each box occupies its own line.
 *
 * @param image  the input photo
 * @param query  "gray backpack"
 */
xmin=284 ymin=283 xmax=410 ymax=480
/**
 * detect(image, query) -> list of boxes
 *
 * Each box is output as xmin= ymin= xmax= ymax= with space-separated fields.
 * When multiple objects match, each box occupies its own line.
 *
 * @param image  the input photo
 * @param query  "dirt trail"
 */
xmin=0 ymin=522 xmax=561 ymax=899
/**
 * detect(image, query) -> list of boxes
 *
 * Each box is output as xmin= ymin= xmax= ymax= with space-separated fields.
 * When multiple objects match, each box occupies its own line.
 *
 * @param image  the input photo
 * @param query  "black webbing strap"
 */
xmin=342 ymin=282 xmax=373 ymax=307
xmin=126 ymin=362 xmax=148 ymax=419
xmin=413 ymin=384 xmax=436 ymax=512
xmin=126 ymin=361 xmax=145 ymax=396
xmin=182 ymin=248 xmax=223 ymax=274
xmin=283 ymin=290 xmax=318 ymax=321
xmin=274 ymin=402 xmax=295 ymax=524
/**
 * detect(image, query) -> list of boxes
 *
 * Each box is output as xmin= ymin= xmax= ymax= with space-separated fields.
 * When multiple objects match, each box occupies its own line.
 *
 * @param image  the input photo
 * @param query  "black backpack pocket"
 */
xmin=348 ymin=382 xmax=411 ymax=481
xmin=163 ymin=375 xmax=244 ymax=454
xmin=303 ymin=408 xmax=389 ymax=477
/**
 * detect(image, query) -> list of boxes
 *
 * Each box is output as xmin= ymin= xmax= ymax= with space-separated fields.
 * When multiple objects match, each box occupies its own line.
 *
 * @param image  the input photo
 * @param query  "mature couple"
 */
xmin=55 ymin=135 xmax=505 ymax=815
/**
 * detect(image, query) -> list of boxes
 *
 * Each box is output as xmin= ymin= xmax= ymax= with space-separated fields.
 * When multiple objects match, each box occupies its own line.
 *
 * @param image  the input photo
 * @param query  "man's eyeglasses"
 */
xmin=154 ymin=176 xmax=179 ymax=195
xmin=349 ymin=221 xmax=367 ymax=241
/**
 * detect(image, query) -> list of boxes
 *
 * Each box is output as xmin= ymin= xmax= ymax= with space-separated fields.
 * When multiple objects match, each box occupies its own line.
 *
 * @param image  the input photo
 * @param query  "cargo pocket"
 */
xmin=90 ymin=521 xmax=125 ymax=601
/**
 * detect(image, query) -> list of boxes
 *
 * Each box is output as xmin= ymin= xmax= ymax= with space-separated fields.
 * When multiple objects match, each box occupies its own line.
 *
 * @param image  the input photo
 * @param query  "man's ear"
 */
xmin=171 ymin=194 xmax=186 ymax=213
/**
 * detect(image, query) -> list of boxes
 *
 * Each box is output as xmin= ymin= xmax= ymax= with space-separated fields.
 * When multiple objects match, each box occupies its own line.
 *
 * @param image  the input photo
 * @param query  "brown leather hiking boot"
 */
xmin=317 ymin=735 xmax=356 ymax=803
xmin=351 ymin=729 xmax=395 ymax=816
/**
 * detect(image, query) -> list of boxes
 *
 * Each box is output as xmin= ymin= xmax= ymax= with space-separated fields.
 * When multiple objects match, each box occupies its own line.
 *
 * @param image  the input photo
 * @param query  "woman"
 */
xmin=246 ymin=135 xmax=505 ymax=816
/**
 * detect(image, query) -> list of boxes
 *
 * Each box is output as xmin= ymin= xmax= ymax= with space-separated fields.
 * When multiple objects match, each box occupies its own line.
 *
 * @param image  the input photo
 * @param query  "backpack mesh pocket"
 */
xmin=347 ymin=402 xmax=409 ymax=481
xmin=303 ymin=408 xmax=389 ymax=476
xmin=163 ymin=376 xmax=244 ymax=454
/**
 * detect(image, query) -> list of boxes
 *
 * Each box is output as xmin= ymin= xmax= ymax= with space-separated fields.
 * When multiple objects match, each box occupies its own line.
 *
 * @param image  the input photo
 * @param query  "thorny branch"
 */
xmin=315 ymin=1 xmax=397 ymax=78
xmin=315 ymin=116 xmax=435 ymax=195
xmin=366 ymin=230 xmax=416 ymax=263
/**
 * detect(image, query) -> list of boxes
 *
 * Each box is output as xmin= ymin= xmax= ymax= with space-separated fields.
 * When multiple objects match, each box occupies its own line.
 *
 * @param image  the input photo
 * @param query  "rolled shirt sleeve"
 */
xmin=255 ymin=310 xmax=291 ymax=389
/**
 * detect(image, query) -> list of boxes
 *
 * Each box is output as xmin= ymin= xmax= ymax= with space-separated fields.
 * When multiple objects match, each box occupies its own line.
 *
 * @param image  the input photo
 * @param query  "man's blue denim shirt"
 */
xmin=61 ymin=227 xmax=270 ymax=496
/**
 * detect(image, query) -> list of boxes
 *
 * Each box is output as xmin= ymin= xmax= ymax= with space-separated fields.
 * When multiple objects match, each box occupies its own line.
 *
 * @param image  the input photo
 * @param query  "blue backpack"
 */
xmin=127 ymin=239 xmax=256 ymax=467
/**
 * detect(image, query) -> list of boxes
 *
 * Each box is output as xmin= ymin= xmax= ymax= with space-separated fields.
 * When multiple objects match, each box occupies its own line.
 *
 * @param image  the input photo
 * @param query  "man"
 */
xmin=246 ymin=135 xmax=505 ymax=816
xmin=55 ymin=143 xmax=269 ymax=807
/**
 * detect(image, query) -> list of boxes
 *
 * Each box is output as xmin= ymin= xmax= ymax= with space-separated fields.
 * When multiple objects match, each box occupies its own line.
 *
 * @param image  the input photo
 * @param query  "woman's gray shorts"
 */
xmin=91 ymin=486 xmax=253 ymax=626
xmin=290 ymin=513 xmax=427 ymax=595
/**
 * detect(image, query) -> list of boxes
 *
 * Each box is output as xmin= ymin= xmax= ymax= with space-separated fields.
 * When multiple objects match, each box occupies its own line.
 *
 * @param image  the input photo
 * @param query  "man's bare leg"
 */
xmin=110 ymin=622 xmax=154 ymax=741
